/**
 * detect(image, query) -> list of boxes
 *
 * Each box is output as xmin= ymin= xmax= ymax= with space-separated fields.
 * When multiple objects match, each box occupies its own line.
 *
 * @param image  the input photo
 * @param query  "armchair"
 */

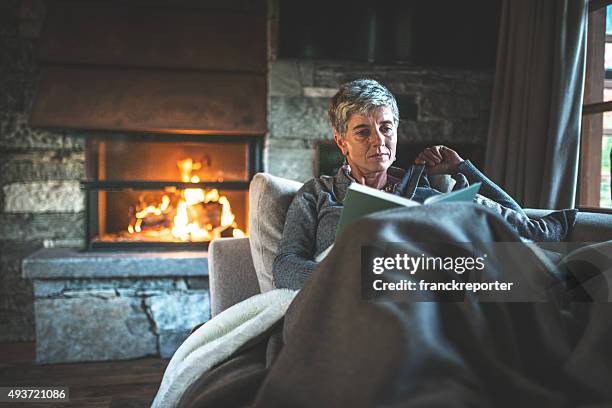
xmin=209 ymin=173 xmax=612 ymax=316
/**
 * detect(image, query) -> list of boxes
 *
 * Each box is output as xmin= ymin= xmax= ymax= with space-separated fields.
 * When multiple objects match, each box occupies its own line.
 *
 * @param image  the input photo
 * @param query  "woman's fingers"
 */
xmin=431 ymin=145 xmax=444 ymax=160
xmin=414 ymin=145 xmax=463 ymax=174
xmin=416 ymin=150 xmax=439 ymax=166
xmin=415 ymin=145 xmax=453 ymax=167
xmin=439 ymin=146 xmax=464 ymax=167
xmin=423 ymin=149 xmax=442 ymax=165
xmin=415 ymin=152 xmax=433 ymax=166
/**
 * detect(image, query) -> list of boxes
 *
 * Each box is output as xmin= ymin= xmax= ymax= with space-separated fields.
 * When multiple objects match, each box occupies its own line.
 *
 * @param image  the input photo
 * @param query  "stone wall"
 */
xmin=0 ymin=0 xmax=86 ymax=342
xmin=23 ymin=249 xmax=210 ymax=362
xmin=266 ymin=59 xmax=494 ymax=182
xmin=35 ymin=280 xmax=210 ymax=362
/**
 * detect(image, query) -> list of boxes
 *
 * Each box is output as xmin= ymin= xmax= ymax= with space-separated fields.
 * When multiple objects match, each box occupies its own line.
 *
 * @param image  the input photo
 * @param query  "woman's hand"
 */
xmin=415 ymin=145 xmax=464 ymax=175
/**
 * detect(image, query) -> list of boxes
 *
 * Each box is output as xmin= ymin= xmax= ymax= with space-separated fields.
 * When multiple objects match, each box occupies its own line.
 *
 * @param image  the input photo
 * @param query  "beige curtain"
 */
xmin=484 ymin=0 xmax=588 ymax=209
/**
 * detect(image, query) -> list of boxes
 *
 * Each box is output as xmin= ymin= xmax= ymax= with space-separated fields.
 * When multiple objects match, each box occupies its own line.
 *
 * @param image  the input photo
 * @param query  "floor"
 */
xmin=0 ymin=342 xmax=168 ymax=408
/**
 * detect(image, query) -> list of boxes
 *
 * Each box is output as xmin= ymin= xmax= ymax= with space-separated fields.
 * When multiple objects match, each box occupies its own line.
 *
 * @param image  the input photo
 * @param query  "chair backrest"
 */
xmin=245 ymin=172 xmax=456 ymax=292
xmin=248 ymin=173 xmax=303 ymax=292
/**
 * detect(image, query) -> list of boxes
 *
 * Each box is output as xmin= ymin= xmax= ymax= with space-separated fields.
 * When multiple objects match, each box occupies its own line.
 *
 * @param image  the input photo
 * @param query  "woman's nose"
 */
xmin=371 ymin=130 xmax=385 ymax=146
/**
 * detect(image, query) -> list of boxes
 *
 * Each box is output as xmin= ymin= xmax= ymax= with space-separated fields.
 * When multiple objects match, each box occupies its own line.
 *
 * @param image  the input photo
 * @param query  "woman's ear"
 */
xmin=334 ymin=130 xmax=347 ymax=156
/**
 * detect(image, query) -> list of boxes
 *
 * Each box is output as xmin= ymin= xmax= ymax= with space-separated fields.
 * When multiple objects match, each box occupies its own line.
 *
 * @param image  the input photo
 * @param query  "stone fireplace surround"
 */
xmin=10 ymin=0 xmax=266 ymax=364
xmin=22 ymin=249 xmax=209 ymax=363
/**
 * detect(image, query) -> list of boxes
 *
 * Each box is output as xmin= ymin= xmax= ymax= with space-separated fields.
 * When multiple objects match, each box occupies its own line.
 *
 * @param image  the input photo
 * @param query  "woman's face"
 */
xmin=334 ymin=106 xmax=397 ymax=176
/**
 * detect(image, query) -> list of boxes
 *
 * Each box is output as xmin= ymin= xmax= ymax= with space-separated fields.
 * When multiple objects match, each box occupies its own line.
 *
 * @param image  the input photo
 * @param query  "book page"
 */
xmin=423 ymin=182 xmax=481 ymax=205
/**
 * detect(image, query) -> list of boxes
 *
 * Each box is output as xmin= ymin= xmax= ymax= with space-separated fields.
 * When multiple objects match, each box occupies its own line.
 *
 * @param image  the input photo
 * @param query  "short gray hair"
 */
xmin=328 ymin=79 xmax=399 ymax=137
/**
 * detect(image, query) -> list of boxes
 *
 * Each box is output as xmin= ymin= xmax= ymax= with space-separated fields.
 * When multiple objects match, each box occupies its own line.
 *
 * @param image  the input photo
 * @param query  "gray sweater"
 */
xmin=272 ymin=161 xmax=570 ymax=290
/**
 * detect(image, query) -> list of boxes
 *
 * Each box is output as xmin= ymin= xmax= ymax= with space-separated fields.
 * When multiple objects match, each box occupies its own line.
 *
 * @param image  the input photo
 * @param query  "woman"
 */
xmin=272 ymin=79 xmax=574 ymax=290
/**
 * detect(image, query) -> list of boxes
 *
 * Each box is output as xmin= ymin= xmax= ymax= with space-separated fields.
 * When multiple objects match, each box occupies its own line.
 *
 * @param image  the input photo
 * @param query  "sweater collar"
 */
xmin=335 ymin=165 xmax=406 ymax=196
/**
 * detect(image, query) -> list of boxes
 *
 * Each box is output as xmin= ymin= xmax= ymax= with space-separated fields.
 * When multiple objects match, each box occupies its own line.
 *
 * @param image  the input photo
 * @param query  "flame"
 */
xmin=126 ymin=157 xmax=245 ymax=242
xmin=177 ymin=158 xmax=202 ymax=182
xmin=218 ymin=196 xmax=235 ymax=227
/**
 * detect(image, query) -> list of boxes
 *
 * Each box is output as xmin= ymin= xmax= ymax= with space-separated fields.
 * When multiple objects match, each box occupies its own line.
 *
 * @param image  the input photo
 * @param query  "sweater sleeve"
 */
xmin=456 ymin=160 xmax=526 ymax=216
xmin=272 ymin=187 xmax=320 ymax=290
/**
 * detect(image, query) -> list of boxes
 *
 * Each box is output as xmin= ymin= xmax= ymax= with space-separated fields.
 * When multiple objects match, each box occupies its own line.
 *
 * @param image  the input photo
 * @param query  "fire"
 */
xmin=126 ymin=158 xmax=245 ymax=242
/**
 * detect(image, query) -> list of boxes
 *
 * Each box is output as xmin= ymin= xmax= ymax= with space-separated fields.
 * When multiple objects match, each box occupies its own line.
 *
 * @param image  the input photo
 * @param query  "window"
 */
xmin=580 ymin=2 xmax=612 ymax=208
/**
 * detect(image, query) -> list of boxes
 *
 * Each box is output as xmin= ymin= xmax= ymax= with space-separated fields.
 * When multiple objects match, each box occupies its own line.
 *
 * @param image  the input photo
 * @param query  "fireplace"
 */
xmin=83 ymin=134 xmax=262 ymax=250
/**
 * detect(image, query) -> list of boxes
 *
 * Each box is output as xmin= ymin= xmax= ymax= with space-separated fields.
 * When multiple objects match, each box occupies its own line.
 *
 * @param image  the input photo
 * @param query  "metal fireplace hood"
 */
xmin=29 ymin=0 xmax=267 ymax=136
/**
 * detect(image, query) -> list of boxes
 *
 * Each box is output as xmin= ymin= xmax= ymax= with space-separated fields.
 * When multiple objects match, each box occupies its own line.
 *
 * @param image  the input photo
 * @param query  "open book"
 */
xmin=315 ymin=181 xmax=481 ymax=262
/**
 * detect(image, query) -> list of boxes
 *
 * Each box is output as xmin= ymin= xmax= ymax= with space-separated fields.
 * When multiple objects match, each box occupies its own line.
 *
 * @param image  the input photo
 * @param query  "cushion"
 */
xmin=248 ymin=173 xmax=303 ymax=292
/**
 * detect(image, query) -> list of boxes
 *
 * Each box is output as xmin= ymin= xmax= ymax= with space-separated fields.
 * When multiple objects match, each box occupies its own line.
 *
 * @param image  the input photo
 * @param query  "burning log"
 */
xmin=190 ymin=201 xmax=223 ymax=228
xmin=121 ymin=158 xmax=244 ymax=242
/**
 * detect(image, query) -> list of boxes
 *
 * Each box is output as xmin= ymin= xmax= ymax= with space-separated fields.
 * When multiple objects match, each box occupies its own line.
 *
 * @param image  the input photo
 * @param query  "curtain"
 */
xmin=484 ymin=0 xmax=588 ymax=209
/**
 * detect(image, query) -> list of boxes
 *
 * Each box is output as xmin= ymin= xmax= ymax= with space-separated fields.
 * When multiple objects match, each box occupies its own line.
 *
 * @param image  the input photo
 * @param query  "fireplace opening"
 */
xmin=83 ymin=134 xmax=262 ymax=250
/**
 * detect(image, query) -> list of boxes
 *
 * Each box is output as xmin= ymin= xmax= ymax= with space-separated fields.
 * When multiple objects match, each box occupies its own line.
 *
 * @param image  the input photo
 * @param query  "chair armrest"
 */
xmin=208 ymin=237 xmax=261 ymax=317
xmin=524 ymin=208 xmax=612 ymax=242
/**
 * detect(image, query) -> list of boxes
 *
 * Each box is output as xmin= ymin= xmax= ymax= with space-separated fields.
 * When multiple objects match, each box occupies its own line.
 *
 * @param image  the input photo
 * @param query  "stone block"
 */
xmin=303 ymin=87 xmax=336 ymax=98
xmin=313 ymin=63 xmax=428 ymax=90
xmin=312 ymin=63 xmax=493 ymax=100
xmin=268 ymin=60 xmax=302 ymax=96
xmin=267 ymin=60 xmax=314 ymax=93
xmin=419 ymin=93 xmax=480 ymax=120
xmin=0 ymin=72 xmax=31 ymax=113
xmin=22 ymin=249 xmax=208 ymax=279
xmin=32 ymin=280 xmax=66 ymax=298
xmin=265 ymin=139 xmax=316 ymax=182
xmin=32 ymin=277 xmax=190 ymax=298
xmin=397 ymin=120 xmax=453 ymax=143
xmin=312 ymin=64 xmax=348 ymax=88
xmin=3 ymin=181 xmax=84 ymax=213
xmin=35 ymin=296 xmax=158 ymax=363
xmin=297 ymin=60 xmax=314 ymax=88
xmin=145 ymin=291 xmax=211 ymax=357
xmin=145 ymin=291 xmax=210 ymax=333
xmin=186 ymin=277 xmax=209 ymax=289
xmin=63 ymin=289 xmax=117 ymax=299
xmin=0 ymin=34 xmax=36 ymax=74
xmin=0 ymin=213 xmax=84 ymax=241
xmin=28 ymin=274 xmax=211 ymax=361
xmin=0 ymin=241 xmax=39 ymax=342
xmin=0 ymin=151 xmax=85 ymax=184
xmin=159 ymin=330 xmax=190 ymax=359
xmin=268 ymin=96 xmax=331 ymax=139
xmin=0 ymin=113 xmax=85 ymax=151
xmin=43 ymin=238 xmax=85 ymax=249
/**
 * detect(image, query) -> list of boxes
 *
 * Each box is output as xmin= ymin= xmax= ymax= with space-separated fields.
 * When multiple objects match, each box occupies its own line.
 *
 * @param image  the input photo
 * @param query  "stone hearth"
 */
xmin=22 ymin=249 xmax=210 ymax=363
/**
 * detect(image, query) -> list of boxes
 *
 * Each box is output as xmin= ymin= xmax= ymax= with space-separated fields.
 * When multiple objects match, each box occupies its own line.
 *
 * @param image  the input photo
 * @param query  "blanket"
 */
xmin=152 ymin=288 xmax=297 ymax=408
xmin=174 ymin=203 xmax=612 ymax=407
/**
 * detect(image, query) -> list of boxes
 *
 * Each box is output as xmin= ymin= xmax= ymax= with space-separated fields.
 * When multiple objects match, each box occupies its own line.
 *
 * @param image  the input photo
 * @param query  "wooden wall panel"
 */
xmin=39 ymin=1 xmax=266 ymax=73
xmin=30 ymin=67 xmax=266 ymax=135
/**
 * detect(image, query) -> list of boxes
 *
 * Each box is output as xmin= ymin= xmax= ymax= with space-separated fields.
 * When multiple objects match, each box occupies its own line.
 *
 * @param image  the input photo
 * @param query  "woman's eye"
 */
xmin=357 ymin=130 xmax=369 ymax=137
xmin=382 ymin=127 xmax=392 ymax=134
